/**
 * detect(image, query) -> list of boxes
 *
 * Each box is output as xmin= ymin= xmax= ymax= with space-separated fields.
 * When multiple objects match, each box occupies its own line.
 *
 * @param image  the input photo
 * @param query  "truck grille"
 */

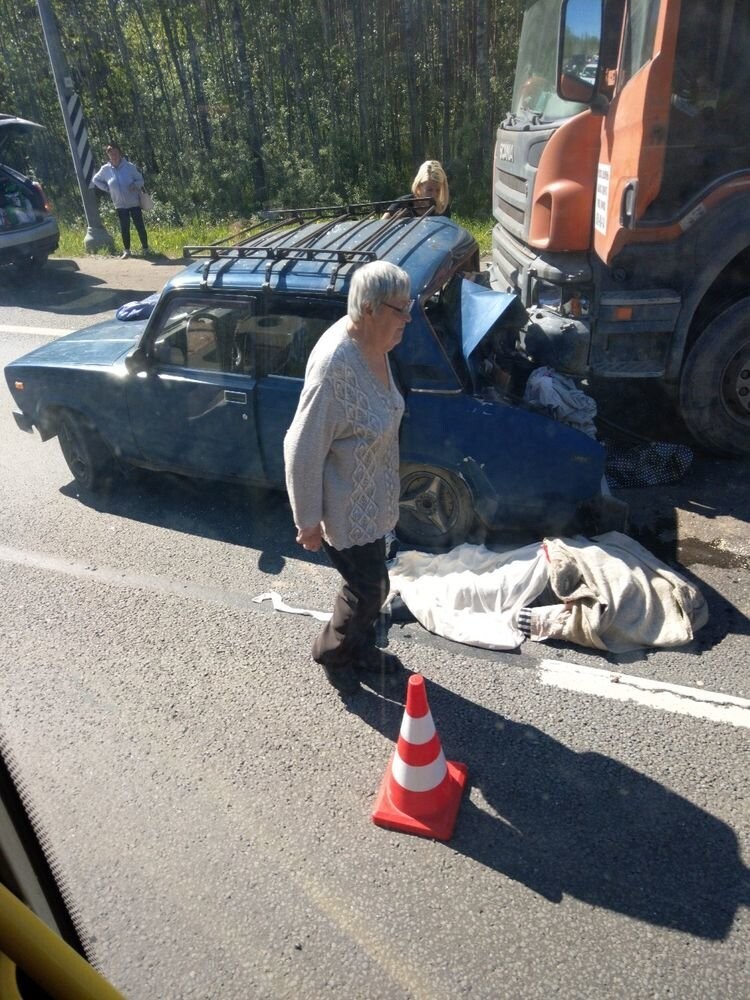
xmin=496 ymin=197 xmax=524 ymax=226
xmin=497 ymin=169 xmax=527 ymax=195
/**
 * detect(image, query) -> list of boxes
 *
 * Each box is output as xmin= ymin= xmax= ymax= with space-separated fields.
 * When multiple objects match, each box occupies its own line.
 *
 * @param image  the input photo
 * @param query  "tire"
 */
xmin=57 ymin=411 xmax=115 ymax=491
xmin=397 ymin=464 xmax=474 ymax=550
xmin=13 ymin=254 xmax=48 ymax=277
xmin=679 ymin=300 xmax=750 ymax=456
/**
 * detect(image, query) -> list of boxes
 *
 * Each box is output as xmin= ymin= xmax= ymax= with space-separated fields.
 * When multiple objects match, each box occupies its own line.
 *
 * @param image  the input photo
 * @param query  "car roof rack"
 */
xmin=183 ymin=200 xmax=438 ymax=290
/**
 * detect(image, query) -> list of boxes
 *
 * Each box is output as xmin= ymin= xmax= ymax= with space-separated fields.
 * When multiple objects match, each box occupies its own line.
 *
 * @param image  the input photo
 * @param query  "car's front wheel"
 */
xmin=57 ymin=411 xmax=115 ymax=491
xmin=397 ymin=464 xmax=474 ymax=550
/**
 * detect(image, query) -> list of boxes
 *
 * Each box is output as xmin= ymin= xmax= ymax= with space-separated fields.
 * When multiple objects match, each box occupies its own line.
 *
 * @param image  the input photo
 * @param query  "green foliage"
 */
xmin=1 ymin=0 xmax=524 ymax=226
xmin=56 ymin=211 xmax=494 ymax=260
xmin=56 ymin=215 xmax=250 ymax=259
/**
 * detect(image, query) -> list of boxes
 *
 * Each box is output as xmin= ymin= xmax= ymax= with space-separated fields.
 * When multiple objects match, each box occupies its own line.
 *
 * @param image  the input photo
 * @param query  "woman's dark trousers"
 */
xmin=313 ymin=538 xmax=389 ymax=667
xmin=116 ymin=207 xmax=149 ymax=251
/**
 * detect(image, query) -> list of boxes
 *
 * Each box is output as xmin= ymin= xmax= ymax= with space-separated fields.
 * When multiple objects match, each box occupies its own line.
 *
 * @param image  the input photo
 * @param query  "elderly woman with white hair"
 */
xmin=283 ymin=261 xmax=412 ymax=695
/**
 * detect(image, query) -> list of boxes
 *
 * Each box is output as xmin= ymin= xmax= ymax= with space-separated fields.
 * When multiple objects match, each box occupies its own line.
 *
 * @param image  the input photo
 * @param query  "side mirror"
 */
xmin=559 ymin=72 xmax=596 ymax=104
xmin=558 ymin=0 xmax=603 ymax=105
xmin=124 ymin=347 xmax=149 ymax=375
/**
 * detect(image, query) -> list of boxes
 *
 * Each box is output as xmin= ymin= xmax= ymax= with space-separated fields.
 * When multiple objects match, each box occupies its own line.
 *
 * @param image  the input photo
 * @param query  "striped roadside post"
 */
xmin=36 ymin=0 xmax=113 ymax=251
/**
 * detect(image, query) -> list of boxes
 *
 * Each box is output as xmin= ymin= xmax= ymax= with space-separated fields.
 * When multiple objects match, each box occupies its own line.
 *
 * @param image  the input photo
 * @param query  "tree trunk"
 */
xmin=230 ymin=2 xmax=267 ymax=202
xmin=399 ymin=0 xmax=421 ymax=164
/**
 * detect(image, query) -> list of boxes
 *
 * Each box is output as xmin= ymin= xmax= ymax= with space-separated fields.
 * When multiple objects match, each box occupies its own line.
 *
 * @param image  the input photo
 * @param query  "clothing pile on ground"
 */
xmin=521 ymin=364 xmax=694 ymax=488
xmin=115 ymin=292 xmax=160 ymax=321
xmin=386 ymin=531 xmax=708 ymax=653
xmin=523 ymin=365 xmax=598 ymax=439
xmin=0 ymin=177 xmax=37 ymax=229
xmin=605 ymin=441 xmax=694 ymax=488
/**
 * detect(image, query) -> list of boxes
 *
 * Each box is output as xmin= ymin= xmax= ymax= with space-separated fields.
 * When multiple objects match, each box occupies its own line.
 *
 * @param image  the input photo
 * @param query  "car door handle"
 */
xmin=224 ymin=390 xmax=247 ymax=404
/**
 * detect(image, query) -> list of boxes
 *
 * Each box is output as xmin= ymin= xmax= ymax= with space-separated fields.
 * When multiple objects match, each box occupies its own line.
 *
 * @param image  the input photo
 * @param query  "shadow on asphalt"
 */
xmin=59 ymin=469 xmax=307 ymax=576
xmin=0 ymin=257 xmax=172 ymax=316
xmin=352 ymin=678 xmax=750 ymax=940
xmin=58 ymin=453 xmax=749 ymax=653
xmin=57 ymin=462 xmax=750 ymax=939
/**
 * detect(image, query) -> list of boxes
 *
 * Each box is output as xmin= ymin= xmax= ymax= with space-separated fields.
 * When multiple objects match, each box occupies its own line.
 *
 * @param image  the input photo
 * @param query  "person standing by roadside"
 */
xmin=92 ymin=142 xmax=151 ymax=259
xmin=284 ymin=261 xmax=411 ymax=696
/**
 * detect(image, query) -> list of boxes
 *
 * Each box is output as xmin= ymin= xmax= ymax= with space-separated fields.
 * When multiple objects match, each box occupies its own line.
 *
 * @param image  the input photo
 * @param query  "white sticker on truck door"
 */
xmin=595 ymin=163 xmax=610 ymax=235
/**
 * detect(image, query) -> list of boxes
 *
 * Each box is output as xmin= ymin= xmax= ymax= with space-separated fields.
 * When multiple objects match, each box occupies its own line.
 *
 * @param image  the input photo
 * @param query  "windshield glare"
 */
xmin=511 ymin=0 xmax=588 ymax=123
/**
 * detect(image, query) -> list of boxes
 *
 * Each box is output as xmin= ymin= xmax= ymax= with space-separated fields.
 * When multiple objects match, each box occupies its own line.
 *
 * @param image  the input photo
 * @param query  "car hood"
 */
xmin=459 ymin=279 xmax=524 ymax=361
xmin=0 ymin=115 xmax=43 ymax=157
xmin=8 ymin=317 xmax=148 ymax=369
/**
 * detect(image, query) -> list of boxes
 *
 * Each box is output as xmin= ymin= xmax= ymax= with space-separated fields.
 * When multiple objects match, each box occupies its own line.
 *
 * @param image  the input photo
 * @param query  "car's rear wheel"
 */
xmin=397 ymin=464 xmax=474 ymax=550
xmin=57 ymin=411 xmax=115 ymax=491
xmin=14 ymin=254 xmax=48 ymax=276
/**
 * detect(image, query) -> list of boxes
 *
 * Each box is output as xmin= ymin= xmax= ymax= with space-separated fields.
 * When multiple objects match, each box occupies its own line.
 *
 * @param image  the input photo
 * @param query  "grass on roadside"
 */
xmin=55 ymin=210 xmax=493 ymax=260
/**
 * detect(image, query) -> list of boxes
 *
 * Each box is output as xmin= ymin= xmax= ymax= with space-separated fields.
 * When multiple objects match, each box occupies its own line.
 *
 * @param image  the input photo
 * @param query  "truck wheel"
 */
xmin=57 ymin=411 xmax=115 ymax=491
xmin=679 ymin=300 xmax=750 ymax=456
xmin=397 ymin=464 xmax=474 ymax=550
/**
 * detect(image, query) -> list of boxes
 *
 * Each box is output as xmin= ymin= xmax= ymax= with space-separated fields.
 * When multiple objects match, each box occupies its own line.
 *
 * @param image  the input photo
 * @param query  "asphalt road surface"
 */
xmin=1 ymin=256 xmax=748 ymax=999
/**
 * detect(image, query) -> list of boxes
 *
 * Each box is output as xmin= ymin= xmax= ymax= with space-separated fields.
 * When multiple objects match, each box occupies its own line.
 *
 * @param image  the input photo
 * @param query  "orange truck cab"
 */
xmin=490 ymin=0 xmax=750 ymax=455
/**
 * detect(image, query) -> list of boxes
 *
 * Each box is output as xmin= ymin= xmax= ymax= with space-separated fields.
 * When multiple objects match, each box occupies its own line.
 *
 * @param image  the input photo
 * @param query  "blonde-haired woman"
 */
xmin=383 ymin=160 xmax=451 ymax=219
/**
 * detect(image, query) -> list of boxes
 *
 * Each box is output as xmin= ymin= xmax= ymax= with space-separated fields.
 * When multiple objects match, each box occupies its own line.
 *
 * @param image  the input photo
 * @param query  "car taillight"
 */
xmin=31 ymin=181 xmax=52 ymax=212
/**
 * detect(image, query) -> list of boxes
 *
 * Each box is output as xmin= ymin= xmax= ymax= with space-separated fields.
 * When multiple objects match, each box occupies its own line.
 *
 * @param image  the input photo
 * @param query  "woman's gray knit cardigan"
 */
xmin=283 ymin=317 xmax=404 ymax=551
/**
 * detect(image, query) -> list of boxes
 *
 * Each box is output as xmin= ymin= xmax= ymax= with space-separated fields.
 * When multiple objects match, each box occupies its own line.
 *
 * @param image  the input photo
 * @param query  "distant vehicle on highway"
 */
xmin=0 ymin=115 xmax=59 ymax=274
xmin=579 ymin=61 xmax=598 ymax=83
xmin=4 ymin=204 xmax=605 ymax=549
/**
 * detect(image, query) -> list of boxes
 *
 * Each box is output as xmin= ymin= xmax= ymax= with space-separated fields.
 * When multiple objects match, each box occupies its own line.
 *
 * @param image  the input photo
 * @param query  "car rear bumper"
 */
xmin=0 ymin=217 xmax=59 ymax=264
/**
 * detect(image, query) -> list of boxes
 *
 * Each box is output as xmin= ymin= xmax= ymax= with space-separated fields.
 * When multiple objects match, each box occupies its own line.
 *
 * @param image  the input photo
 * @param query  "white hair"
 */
xmin=347 ymin=261 xmax=410 ymax=323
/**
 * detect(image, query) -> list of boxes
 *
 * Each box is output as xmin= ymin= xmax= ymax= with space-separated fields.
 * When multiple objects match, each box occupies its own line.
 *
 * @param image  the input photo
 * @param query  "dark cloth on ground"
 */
xmin=606 ymin=442 xmax=693 ymax=488
xmin=115 ymin=292 xmax=159 ymax=321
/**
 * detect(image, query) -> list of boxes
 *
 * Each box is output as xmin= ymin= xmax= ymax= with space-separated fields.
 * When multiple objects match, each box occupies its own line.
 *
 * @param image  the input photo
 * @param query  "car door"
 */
xmin=593 ymin=0 xmax=677 ymax=264
xmin=125 ymin=294 xmax=267 ymax=482
xmin=253 ymin=299 xmax=345 ymax=485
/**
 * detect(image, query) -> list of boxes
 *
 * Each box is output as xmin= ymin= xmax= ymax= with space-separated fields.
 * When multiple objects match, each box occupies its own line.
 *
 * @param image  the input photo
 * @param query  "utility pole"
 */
xmin=36 ymin=0 xmax=113 ymax=252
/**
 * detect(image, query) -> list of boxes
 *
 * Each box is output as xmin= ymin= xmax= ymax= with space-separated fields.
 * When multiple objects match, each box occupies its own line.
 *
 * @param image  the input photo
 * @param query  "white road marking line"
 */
xmin=0 ymin=544 xmax=257 ymax=612
xmin=0 ymin=324 xmax=71 ymax=338
xmin=538 ymin=658 xmax=750 ymax=728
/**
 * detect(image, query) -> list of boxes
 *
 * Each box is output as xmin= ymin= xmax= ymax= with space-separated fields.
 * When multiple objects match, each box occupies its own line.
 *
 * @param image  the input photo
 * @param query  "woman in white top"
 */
xmin=92 ymin=142 xmax=151 ymax=259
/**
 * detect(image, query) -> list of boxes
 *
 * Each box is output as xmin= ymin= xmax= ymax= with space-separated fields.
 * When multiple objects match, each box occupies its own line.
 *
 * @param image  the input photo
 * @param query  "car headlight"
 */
xmin=535 ymin=281 xmax=563 ymax=310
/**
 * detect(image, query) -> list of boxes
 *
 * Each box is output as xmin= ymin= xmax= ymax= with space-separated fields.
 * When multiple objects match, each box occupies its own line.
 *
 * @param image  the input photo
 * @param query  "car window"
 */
xmin=185 ymin=314 xmax=220 ymax=369
xmin=150 ymin=298 xmax=257 ymax=374
xmin=254 ymin=304 xmax=342 ymax=379
xmin=149 ymin=298 xmax=342 ymax=379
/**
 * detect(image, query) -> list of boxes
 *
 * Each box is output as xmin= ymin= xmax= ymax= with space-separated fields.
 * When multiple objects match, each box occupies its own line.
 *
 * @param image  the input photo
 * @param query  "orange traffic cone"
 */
xmin=372 ymin=674 xmax=468 ymax=840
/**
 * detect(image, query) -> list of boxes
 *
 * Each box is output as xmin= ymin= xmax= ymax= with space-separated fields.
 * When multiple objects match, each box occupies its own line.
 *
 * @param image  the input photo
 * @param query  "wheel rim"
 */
xmin=722 ymin=337 xmax=750 ymax=422
xmin=59 ymin=418 xmax=91 ymax=484
xmin=399 ymin=469 xmax=462 ymax=542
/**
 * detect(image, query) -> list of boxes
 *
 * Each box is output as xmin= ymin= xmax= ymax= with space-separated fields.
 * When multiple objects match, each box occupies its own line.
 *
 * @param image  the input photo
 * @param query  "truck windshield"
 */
xmin=510 ymin=0 xmax=589 ymax=123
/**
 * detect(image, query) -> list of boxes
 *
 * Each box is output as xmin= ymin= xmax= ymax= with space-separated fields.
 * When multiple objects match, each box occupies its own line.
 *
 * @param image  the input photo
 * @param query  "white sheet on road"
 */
xmin=387 ymin=531 xmax=709 ymax=653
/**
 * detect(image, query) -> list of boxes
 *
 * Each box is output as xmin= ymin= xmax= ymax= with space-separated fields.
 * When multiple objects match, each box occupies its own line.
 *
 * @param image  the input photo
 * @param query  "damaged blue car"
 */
xmin=4 ymin=204 xmax=605 ymax=549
